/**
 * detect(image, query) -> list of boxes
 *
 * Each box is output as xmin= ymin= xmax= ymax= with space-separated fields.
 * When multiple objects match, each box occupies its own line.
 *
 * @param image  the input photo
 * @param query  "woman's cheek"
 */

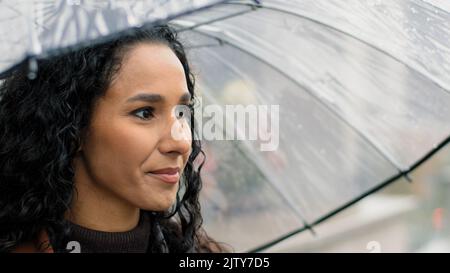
xmin=121 ymin=126 xmax=157 ymax=154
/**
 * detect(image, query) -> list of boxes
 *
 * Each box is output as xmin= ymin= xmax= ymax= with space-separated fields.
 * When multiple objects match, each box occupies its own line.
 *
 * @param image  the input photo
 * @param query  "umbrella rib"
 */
xmin=182 ymin=26 xmax=404 ymax=174
xmin=420 ymin=0 xmax=450 ymax=15
xmin=249 ymin=131 xmax=450 ymax=252
xmin=186 ymin=43 xmax=224 ymax=49
xmin=247 ymin=170 xmax=404 ymax=253
xmin=176 ymin=5 xmax=259 ymax=33
xmin=220 ymin=1 xmax=450 ymax=95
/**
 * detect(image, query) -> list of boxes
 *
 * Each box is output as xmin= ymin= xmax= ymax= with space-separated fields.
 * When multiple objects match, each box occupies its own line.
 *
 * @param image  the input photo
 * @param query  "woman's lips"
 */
xmin=146 ymin=167 xmax=180 ymax=184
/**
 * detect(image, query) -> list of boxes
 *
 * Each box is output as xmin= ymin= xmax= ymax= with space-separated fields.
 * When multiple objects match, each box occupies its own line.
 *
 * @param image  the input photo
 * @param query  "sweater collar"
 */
xmin=67 ymin=211 xmax=151 ymax=253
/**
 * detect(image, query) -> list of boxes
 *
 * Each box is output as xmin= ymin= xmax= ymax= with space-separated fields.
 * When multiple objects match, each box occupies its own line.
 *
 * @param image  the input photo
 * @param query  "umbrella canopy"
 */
xmin=1 ymin=0 xmax=450 ymax=252
xmin=0 ymin=0 xmax=226 ymax=77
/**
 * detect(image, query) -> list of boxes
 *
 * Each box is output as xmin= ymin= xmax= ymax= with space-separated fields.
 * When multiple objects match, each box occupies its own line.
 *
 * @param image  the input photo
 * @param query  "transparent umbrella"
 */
xmin=1 ymin=0 xmax=450 ymax=252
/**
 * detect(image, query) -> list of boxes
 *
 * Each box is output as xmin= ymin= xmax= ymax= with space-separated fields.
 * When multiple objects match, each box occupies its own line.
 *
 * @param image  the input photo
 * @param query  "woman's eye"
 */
xmin=133 ymin=107 xmax=154 ymax=120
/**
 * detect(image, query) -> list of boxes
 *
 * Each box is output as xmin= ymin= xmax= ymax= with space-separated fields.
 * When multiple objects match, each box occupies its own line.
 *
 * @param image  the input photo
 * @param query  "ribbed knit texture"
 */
xmin=68 ymin=211 xmax=151 ymax=253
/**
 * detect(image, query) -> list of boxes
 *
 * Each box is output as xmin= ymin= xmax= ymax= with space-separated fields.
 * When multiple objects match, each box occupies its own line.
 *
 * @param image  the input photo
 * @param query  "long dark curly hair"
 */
xmin=0 ymin=25 xmax=224 ymax=253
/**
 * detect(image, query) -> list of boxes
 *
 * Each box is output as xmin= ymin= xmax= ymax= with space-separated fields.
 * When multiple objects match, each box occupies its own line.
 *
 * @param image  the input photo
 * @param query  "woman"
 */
xmin=0 ymin=25 xmax=228 ymax=253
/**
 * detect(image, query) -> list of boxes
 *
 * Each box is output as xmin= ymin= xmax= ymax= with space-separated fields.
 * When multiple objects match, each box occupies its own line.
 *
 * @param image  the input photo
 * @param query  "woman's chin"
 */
xmin=138 ymin=196 xmax=177 ymax=212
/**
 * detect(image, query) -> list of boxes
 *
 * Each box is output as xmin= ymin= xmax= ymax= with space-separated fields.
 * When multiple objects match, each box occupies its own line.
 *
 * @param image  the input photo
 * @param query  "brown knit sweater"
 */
xmin=67 ymin=211 xmax=152 ymax=253
xmin=12 ymin=212 xmax=222 ymax=253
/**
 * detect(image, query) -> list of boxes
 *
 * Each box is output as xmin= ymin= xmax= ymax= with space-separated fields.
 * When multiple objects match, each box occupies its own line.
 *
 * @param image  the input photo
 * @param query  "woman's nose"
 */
xmin=157 ymin=110 xmax=192 ymax=156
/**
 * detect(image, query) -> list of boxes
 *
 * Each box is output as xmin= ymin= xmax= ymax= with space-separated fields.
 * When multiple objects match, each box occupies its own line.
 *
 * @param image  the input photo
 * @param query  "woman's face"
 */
xmin=73 ymin=43 xmax=192 ymax=212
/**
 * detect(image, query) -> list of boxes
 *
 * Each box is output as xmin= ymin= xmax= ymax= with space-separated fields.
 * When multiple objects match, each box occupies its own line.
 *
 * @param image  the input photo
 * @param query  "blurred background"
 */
xmin=200 ymin=141 xmax=450 ymax=253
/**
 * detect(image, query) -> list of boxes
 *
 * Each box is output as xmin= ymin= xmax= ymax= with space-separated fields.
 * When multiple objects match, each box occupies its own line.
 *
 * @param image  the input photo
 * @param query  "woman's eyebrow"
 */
xmin=126 ymin=92 xmax=191 ymax=104
xmin=179 ymin=92 xmax=191 ymax=103
xmin=126 ymin=93 xmax=163 ymax=103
